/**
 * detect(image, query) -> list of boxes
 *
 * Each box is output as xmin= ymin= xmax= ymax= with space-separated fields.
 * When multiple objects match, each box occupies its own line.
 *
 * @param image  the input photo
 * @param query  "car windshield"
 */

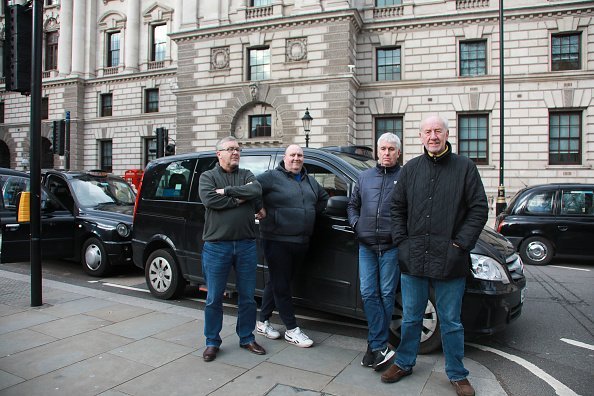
xmin=70 ymin=176 xmax=136 ymax=207
xmin=333 ymin=152 xmax=376 ymax=171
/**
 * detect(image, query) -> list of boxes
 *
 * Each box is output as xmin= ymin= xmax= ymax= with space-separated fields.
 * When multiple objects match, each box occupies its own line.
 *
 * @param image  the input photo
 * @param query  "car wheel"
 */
xmin=519 ymin=236 xmax=554 ymax=265
xmin=82 ymin=237 xmax=111 ymax=277
xmin=389 ymin=290 xmax=442 ymax=354
xmin=145 ymin=248 xmax=186 ymax=300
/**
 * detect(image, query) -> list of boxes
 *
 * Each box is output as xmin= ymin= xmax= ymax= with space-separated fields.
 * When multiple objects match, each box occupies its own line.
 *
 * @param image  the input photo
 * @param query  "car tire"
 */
xmin=389 ymin=289 xmax=442 ymax=354
xmin=82 ymin=237 xmax=111 ymax=277
xmin=145 ymin=248 xmax=186 ymax=300
xmin=519 ymin=236 xmax=554 ymax=266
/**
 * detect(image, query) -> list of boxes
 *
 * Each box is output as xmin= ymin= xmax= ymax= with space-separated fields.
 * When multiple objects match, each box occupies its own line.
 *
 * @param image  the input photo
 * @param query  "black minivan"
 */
xmin=132 ymin=147 xmax=526 ymax=353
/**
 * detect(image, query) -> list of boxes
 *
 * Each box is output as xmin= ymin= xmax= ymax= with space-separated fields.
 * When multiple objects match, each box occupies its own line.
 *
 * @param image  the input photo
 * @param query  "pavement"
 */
xmin=0 ymin=269 xmax=507 ymax=396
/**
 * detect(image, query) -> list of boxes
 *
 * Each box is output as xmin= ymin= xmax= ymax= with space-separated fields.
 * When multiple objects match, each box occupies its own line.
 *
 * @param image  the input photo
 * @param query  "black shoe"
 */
xmin=372 ymin=346 xmax=395 ymax=371
xmin=361 ymin=344 xmax=374 ymax=367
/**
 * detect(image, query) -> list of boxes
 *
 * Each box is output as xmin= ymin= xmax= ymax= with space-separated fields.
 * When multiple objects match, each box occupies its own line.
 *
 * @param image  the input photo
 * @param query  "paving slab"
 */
xmin=29 ymin=313 xmax=113 ymax=339
xmin=99 ymin=311 xmax=194 ymax=340
xmin=107 ymin=337 xmax=195 ymax=368
xmin=85 ymin=303 xmax=154 ymax=322
xmin=0 ymin=328 xmax=57 ymax=357
xmin=0 ymin=310 xmax=60 ymax=335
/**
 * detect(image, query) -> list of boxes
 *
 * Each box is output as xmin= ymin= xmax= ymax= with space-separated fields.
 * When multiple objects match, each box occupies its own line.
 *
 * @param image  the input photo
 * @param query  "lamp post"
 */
xmin=301 ymin=108 xmax=313 ymax=148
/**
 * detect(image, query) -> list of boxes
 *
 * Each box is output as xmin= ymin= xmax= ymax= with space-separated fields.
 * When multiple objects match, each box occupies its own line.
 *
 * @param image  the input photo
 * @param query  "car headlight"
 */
xmin=116 ymin=223 xmax=130 ymax=238
xmin=470 ymin=254 xmax=510 ymax=284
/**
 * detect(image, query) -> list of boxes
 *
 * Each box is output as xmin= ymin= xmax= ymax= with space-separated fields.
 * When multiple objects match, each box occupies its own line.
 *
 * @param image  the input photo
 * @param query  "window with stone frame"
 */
xmin=145 ymin=88 xmax=159 ymax=113
xmin=44 ymin=31 xmax=58 ymax=71
xmin=249 ymin=115 xmax=272 ymax=138
xmin=551 ymin=32 xmax=581 ymax=71
xmin=100 ymin=93 xmax=113 ymax=117
xmin=107 ymin=31 xmax=121 ymax=67
xmin=376 ymin=0 xmax=402 ymax=6
xmin=549 ymin=111 xmax=581 ymax=165
xmin=151 ymin=24 xmax=167 ymax=62
xmin=375 ymin=116 xmax=403 ymax=165
xmin=41 ymin=97 xmax=49 ymax=120
xmin=100 ymin=140 xmax=113 ymax=172
xmin=251 ymin=0 xmax=272 ymax=6
xmin=0 ymin=102 xmax=4 ymax=123
xmin=376 ymin=47 xmax=401 ymax=81
xmin=460 ymin=40 xmax=487 ymax=76
xmin=458 ymin=114 xmax=489 ymax=165
xmin=248 ymin=46 xmax=270 ymax=81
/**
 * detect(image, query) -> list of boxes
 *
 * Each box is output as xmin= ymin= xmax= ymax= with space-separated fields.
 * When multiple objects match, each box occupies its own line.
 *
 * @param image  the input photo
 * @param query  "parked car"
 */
xmin=132 ymin=148 xmax=526 ymax=353
xmin=495 ymin=183 xmax=594 ymax=266
xmin=0 ymin=168 xmax=136 ymax=276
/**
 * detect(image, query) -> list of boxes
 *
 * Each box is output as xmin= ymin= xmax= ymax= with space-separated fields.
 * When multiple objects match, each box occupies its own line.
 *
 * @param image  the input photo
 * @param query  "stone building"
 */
xmin=0 ymin=0 xmax=593 ymax=206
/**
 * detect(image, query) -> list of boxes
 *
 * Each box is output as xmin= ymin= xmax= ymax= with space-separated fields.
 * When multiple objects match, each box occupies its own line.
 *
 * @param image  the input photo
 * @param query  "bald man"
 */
xmin=255 ymin=145 xmax=329 ymax=348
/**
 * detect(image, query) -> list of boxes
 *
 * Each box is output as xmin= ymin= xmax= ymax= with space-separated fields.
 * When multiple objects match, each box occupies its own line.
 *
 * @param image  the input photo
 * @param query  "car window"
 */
xmin=305 ymin=163 xmax=348 ymax=198
xmin=240 ymin=155 xmax=273 ymax=177
xmin=560 ymin=189 xmax=594 ymax=216
xmin=46 ymin=175 xmax=75 ymax=211
xmin=145 ymin=159 xmax=196 ymax=201
xmin=1 ymin=175 xmax=30 ymax=210
xmin=525 ymin=191 xmax=554 ymax=215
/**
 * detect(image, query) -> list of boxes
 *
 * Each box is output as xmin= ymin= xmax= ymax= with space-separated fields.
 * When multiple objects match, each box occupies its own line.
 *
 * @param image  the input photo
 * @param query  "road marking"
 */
xmin=561 ymin=338 xmax=594 ymax=351
xmin=550 ymin=265 xmax=590 ymax=272
xmin=467 ymin=343 xmax=580 ymax=396
xmin=95 ymin=282 xmax=150 ymax=293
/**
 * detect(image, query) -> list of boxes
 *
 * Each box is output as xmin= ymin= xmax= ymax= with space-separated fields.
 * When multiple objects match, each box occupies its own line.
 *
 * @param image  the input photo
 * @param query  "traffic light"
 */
xmin=155 ymin=127 xmax=168 ymax=158
xmin=3 ymin=3 xmax=32 ymax=94
xmin=52 ymin=120 xmax=65 ymax=155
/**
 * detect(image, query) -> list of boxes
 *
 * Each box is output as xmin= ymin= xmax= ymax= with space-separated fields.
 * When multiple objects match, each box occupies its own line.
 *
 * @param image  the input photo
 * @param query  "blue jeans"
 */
xmin=395 ymin=273 xmax=468 ymax=381
xmin=202 ymin=240 xmax=257 ymax=348
xmin=359 ymin=244 xmax=400 ymax=351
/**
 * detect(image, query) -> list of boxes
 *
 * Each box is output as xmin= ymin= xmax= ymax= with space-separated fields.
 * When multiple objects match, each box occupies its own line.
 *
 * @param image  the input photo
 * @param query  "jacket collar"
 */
xmin=423 ymin=141 xmax=452 ymax=163
xmin=276 ymin=161 xmax=307 ymax=178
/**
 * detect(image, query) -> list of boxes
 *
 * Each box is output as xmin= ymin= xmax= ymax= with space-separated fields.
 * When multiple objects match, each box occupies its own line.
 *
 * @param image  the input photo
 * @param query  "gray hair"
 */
xmin=215 ymin=136 xmax=238 ymax=151
xmin=419 ymin=115 xmax=449 ymax=132
xmin=377 ymin=132 xmax=402 ymax=151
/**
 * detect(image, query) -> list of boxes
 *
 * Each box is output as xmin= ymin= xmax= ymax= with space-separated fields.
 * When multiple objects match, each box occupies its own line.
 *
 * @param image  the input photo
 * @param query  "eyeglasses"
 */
xmin=219 ymin=147 xmax=242 ymax=153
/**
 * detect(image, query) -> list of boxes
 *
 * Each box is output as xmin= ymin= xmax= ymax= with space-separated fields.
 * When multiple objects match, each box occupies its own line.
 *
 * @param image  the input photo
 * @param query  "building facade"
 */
xmin=0 ymin=0 xmax=593 ymax=209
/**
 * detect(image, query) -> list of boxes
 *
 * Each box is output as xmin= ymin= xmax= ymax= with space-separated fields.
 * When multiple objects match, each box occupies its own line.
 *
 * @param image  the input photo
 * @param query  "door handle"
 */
xmin=5 ymin=224 xmax=20 ymax=231
xmin=332 ymin=225 xmax=354 ymax=233
xmin=557 ymin=225 xmax=568 ymax=232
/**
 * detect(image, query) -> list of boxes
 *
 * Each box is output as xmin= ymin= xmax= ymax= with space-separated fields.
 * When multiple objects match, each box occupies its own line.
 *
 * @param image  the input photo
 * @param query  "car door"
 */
xmin=555 ymin=187 xmax=594 ymax=258
xmin=292 ymin=159 xmax=360 ymax=317
xmin=1 ymin=176 xmax=74 ymax=263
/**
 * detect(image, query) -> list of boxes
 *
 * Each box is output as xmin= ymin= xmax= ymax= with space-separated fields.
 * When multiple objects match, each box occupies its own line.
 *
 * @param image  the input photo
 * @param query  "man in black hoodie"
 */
xmin=347 ymin=133 xmax=402 ymax=371
xmin=255 ymin=144 xmax=329 ymax=348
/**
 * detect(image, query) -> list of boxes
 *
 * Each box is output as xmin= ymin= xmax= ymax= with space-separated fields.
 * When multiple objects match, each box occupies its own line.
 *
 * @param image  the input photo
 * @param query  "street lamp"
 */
xmin=301 ymin=108 xmax=313 ymax=148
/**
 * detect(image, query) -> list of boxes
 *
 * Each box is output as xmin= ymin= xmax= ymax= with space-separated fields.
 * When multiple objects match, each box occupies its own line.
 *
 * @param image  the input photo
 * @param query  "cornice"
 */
xmin=171 ymin=9 xmax=364 ymax=43
xmin=40 ymin=69 xmax=177 ymax=89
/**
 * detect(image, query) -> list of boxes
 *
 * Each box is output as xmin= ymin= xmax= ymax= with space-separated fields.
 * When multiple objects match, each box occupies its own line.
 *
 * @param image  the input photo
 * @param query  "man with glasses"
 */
xmin=384 ymin=115 xmax=488 ymax=396
xmin=198 ymin=136 xmax=265 ymax=362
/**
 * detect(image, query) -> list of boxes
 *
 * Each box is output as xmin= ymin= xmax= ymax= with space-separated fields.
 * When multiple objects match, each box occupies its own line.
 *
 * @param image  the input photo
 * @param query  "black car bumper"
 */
xmin=462 ymin=278 xmax=526 ymax=335
xmin=103 ymin=240 xmax=133 ymax=266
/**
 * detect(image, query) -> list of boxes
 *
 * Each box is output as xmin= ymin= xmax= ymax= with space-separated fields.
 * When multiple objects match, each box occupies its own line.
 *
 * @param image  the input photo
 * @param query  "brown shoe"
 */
xmin=380 ymin=364 xmax=412 ymax=383
xmin=450 ymin=379 xmax=475 ymax=396
xmin=202 ymin=346 xmax=219 ymax=362
xmin=240 ymin=341 xmax=266 ymax=355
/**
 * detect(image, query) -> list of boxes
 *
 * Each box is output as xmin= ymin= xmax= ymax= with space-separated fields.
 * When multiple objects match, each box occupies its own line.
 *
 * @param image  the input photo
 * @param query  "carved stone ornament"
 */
xmin=286 ymin=38 xmax=307 ymax=62
xmin=249 ymin=82 xmax=259 ymax=102
xmin=211 ymin=47 xmax=230 ymax=70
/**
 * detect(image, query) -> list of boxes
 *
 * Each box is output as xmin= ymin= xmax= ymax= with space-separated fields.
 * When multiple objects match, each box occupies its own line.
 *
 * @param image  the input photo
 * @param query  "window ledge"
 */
xmin=238 ymin=138 xmax=282 ymax=146
xmin=545 ymin=164 xmax=592 ymax=169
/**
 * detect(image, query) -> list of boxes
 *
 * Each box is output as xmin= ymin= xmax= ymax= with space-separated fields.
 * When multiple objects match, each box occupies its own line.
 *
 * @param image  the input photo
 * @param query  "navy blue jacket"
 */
xmin=347 ymin=163 xmax=401 ymax=251
xmin=257 ymin=162 xmax=329 ymax=244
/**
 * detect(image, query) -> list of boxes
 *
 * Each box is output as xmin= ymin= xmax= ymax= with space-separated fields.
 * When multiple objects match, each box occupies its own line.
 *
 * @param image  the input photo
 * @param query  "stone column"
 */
xmin=180 ymin=0 xmax=198 ymax=31
xmin=57 ymin=0 xmax=73 ymax=75
xmin=70 ymin=0 xmax=86 ymax=75
xmin=124 ymin=0 xmax=140 ymax=72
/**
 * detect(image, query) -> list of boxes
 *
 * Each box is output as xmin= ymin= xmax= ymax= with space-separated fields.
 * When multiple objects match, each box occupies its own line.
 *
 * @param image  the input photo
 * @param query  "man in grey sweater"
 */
xmin=255 ymin=145 xmax=329 ymax=347
xmin=198 ymin=136 xmax=265 ymax=362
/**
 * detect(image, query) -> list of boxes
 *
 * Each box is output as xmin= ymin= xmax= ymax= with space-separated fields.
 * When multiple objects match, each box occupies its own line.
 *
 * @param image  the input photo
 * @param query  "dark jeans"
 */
xmin=259 ymin=239 xmax=308 ymax=330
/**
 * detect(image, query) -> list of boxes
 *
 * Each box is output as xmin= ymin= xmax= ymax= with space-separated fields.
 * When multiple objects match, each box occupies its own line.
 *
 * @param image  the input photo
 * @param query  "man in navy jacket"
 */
xmin=347 ymin=133 xmax=402 ymax=371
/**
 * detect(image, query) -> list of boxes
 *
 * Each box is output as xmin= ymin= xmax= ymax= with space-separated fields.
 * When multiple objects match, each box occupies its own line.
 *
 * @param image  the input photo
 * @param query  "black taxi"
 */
xmin=0 ymin=168 xmax=135 ymax=276
xmin=132 ymin=148 xmax=526 ymax=353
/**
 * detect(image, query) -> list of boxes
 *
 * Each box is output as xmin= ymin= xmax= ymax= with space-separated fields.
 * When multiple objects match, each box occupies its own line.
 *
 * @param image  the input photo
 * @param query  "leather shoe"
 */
xmin=381 ymin=364 xmax=412 ymax=383
xmin=240 ymin=341 xmax=266 ymax=355
xmin=202 ymin=346 xmax=219 ymax=362
xmin=450 ymin=379 xmax=475 ymax=396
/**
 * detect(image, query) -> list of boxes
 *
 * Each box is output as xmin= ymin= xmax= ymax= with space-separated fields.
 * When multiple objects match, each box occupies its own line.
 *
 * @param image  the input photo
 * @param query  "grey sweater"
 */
xmin=199 ymin=164 xmax=262 ymax=242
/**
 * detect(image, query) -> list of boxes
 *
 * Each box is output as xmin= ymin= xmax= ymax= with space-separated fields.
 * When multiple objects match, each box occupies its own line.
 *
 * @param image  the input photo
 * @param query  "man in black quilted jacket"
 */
xmin=347 ymin=133 xmax=402 ymax=372
xmin=383 ymin=115 xmax=488 ymax=396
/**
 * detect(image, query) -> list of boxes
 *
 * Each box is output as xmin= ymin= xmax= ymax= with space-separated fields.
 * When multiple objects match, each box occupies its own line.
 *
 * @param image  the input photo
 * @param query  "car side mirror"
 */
xmin=326 ymin=195 xmax=349 ymax=217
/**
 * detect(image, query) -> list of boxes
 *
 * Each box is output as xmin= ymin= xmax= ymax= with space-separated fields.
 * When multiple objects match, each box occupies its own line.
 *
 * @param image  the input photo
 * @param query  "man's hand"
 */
xmin=255 ymin=207 xmax=266 ymax=220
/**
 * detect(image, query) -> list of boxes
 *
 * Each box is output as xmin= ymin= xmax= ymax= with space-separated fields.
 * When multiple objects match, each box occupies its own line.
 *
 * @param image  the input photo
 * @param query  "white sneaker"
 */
xmin=256 ymin=320 xmax=281 ymax=339
xmin=284 ymin=327 xmax=314 ymax=348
